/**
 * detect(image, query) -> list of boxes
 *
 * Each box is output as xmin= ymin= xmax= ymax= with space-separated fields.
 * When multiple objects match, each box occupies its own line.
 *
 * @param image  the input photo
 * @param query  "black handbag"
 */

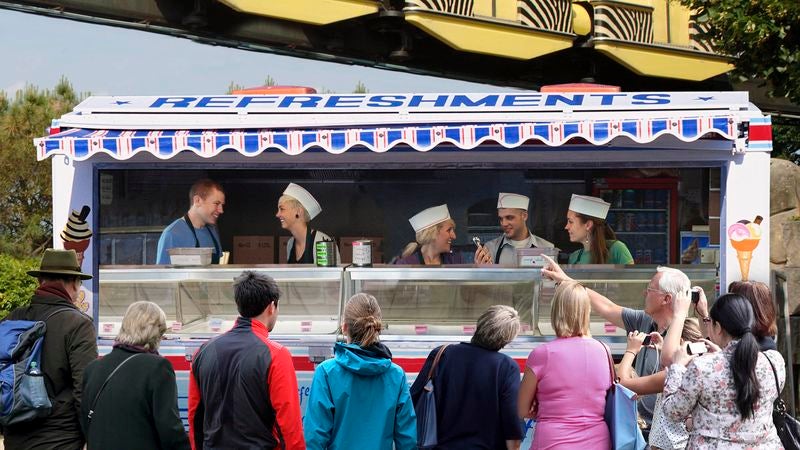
xmin=415 ymin=344 xmax=450 ymax=449
xmin=764 ymin=352 xmax=800 ymax=450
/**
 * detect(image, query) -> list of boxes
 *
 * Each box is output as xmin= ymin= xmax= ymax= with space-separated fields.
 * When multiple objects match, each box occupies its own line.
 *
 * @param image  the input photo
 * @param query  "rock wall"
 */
xmin=770 ymin=158 xmax=800 ymax=314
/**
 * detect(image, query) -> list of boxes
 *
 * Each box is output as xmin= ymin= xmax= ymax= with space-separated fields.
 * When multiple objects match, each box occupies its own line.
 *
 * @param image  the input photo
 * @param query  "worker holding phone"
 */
xmin=474 ymin=193 xmax=554 ymax=265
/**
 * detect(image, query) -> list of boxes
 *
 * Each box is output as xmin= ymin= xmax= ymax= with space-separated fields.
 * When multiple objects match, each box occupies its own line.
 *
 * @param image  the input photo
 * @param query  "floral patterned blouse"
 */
xmin=661 ymin=341 xmax=785 ymax=449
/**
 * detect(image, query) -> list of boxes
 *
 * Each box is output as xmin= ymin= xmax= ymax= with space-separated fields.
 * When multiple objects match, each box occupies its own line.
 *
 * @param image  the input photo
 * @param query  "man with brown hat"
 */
xmin=2 ymin=249 xmax=98 ymax=450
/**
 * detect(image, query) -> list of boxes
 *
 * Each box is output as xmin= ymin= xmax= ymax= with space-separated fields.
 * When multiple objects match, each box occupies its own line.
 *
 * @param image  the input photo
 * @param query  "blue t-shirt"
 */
xmin=156 ymin=217 xmax=221 ymax=264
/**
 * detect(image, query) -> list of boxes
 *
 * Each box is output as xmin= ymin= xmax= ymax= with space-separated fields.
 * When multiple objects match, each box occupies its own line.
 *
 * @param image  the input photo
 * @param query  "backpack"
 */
xmin=0 ymin=308 xmax=73 ymax=426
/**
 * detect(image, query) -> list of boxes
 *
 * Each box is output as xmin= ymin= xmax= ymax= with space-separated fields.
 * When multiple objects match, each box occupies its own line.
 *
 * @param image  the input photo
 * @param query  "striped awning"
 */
xmin=35 ymin=115 xmax=739 ymax=161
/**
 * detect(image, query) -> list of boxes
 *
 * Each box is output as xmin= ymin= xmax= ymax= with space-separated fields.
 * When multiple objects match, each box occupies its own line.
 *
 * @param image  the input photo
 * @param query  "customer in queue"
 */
xmin=304 ymin=293 xmax=416 ymax=450
xmin=564 ymin=194 xmax=633 ymax=264
xmin=541 ymin=255 xmax=690 ymax=430
xmin=695 ymin=280 xmax=777 ymax=351
xmin=518 ymin=281 xmax=611 ymax=449
xmin=661 ymin=293 xmax=785 ymax=449
xmin=80 ymin=301 xmax=189 ymax=450
xmin=394 ymin=204 xmax=466 ymax=264
xmin=410 ymin=305 xmax=523 ymax=449
xmin=188 ymin=271 xmax=304 ymax=449
xmin=474 ymin=193 xmax=555 ymax=265
xmin=277 ymin=182 xmax=339 ymax=264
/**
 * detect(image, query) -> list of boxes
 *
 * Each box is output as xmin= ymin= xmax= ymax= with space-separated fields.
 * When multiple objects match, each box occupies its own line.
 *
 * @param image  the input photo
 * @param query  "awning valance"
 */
xmin=36 ymin=115 xmax=738 ymax=161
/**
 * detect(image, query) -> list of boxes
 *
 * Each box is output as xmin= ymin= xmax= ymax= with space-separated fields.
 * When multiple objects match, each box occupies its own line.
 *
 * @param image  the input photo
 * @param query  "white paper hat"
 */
xmin=409 ymin=204 xmax=451 ymax=233
xmin=283 ymin=183 xmax=322 ymax=220
xmin=569 ymin=194 xmax=610 ymax=220
xmin=497 ymin=193 xmax=529 ymax=211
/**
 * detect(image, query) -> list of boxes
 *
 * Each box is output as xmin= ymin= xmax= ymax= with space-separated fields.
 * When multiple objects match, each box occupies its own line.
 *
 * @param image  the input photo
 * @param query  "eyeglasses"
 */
xmin=644 ymin=287 xmax=665 ymax=295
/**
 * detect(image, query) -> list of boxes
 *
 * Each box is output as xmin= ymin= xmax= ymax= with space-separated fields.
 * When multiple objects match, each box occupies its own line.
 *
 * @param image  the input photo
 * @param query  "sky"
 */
xmin=0 ymin=9 xmax=507 ymax=97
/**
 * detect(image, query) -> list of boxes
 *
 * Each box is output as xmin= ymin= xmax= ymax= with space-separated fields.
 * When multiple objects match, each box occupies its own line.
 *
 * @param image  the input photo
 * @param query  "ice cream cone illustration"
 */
xmin=61 ymin=206 xmax=92 ymax=268
xmin=727 ymin=216 xmax=763 ymax=281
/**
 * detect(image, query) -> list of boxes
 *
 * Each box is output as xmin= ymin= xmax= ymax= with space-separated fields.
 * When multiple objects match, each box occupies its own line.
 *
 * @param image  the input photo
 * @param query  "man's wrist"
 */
xmin=624 ymin=350 xmax=637 ymax=358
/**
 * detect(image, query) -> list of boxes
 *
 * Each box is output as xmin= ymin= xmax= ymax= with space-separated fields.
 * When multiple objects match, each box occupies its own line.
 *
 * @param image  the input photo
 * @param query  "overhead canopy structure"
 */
xmin=36 ymin=92 xmax=769 ymax=162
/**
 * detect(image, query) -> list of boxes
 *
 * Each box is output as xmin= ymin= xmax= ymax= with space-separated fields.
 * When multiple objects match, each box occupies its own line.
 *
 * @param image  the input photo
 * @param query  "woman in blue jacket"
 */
xmin=303 ymin=293 xmax=417 ymax=450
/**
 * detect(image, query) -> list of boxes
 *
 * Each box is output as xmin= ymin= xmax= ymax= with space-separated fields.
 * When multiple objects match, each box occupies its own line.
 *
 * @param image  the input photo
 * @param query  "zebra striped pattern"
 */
xmin=405 ymin=0 xmax=474 ymax=16
xmin=689 ymin=20 xmax=714 ymax=53
xmin=517 ymin=0 xmax=572 ymax=33
xmin=594 ymin=4 xmax=653 ymax=44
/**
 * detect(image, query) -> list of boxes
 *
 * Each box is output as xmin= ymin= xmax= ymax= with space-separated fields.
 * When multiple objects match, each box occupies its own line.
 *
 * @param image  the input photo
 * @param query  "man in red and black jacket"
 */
xmin=188 ymin=271 xmax=305 ymax=450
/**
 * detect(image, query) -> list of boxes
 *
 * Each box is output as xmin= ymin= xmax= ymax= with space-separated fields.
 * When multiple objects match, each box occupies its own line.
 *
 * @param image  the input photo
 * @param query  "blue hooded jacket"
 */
xmin=303 ymin=342 xmax=417 ymax=450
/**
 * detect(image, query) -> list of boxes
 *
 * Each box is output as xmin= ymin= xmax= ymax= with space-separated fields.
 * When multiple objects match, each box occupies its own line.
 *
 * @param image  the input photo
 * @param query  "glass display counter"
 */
xmin=98 ymin=265 xmax=343 ymax=337
xmin=99 ymin=264 xmax=717 ymax=342
xmin=344 ymin=264 xmax=717 ymax=338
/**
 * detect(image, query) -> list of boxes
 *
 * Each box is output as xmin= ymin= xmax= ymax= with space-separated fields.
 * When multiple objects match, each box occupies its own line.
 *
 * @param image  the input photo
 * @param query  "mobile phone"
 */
xmin=691 ymin=288 xmax=700 ymax=303
xmin=472 ymin=236 xmax=482 ymax=248
xmin=687 ymin=341 xmax=707 ymax=355
xmin=642 ymin=335 xmax=652 ymax=346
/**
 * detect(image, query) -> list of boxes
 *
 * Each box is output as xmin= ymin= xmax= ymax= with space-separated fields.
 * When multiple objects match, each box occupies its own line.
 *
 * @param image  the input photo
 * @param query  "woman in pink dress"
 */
xmin=518 ymin=280 xmax=611 ymax=450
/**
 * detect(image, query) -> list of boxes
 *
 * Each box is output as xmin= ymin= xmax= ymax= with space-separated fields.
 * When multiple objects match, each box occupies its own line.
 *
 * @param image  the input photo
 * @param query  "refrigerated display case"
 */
xmin=594 ymin=177 xmax=679 ymax=264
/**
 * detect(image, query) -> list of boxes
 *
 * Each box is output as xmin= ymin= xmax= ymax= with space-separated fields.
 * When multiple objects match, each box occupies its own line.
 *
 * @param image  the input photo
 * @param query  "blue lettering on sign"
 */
xmin=544 ymin=94 xmax=585 ymax=106
xmin=150 ymin=97 xmax=197 ymax=107
xmin=502 ymin=94 xmax=541 ymax=107
xmin=236 ymin=96 xmax=279 ymax=107
xmin=450 ymin=95 xmax=499 ymax=107
xmin=196 ymin=97 xmax=236 ymax=107
xmin=590 ymin=94 xmax=627 ymax=106
xmin=409 ymin=95 xmax=449 ymax=107
xmin=278 ymin=96 xmax=323 ymax=108
xmin=632 ymin=93 xmax=671 ymax=105
xmin=366 ymin=95 xmax=406 ymax=107
xmin=324 ymin=95 xmax=365 ymax=108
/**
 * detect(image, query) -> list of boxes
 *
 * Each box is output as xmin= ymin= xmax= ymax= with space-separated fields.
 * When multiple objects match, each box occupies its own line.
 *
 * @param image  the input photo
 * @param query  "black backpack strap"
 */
xmin=87 ymin=353 xmax=143 ymax=426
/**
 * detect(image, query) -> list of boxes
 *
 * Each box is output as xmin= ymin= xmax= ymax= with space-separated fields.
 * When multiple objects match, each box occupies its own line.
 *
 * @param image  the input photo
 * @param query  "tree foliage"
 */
xmin=681 ymin=0 xmax=800 ymax=104
xmin=0 ymin=78 xmax=81 ymax=258
xmin=0 ymin=254 xmax=38 ymax=319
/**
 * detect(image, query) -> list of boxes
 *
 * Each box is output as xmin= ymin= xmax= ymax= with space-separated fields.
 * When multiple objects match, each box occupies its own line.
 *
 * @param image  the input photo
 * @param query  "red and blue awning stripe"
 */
xmin=35 ymin=116 xmax=740 ymax=161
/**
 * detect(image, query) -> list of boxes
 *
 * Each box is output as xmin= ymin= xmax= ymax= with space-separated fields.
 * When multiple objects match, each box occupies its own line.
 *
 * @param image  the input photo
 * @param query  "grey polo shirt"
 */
xmin=621 ymin=307 xmax=661 ymax=427
xmin=482 ymin=233 xmax=554 ymax=265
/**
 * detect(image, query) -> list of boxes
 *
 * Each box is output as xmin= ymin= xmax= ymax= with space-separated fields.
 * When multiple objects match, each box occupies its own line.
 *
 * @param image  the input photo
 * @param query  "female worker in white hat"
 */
xmin=276 ymin=183 xmax=340 ymax=264
xmin=393 ymin=204 xmax=466 ymax=265
xmin=564 ymin=194 xmax=634 ymax=264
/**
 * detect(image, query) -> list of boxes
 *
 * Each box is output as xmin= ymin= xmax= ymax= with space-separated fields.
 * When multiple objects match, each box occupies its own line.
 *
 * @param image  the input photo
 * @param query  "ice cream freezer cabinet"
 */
xmin=97 ymin=264 xmax=717 ymax=424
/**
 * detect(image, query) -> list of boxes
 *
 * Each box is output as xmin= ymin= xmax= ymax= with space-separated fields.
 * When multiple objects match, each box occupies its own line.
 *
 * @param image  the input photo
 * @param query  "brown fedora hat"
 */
xmin=27 ymin=249 xmax=92 ymax=280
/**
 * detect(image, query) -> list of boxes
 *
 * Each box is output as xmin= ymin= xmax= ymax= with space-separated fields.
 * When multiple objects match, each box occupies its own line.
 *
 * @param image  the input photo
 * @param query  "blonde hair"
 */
xmin=401 ymin=219 xmax=456 ymax=257
xmin=279 ymin=195 xmax=311 ymax=222
xmin=551 ymin=281 xmax=591 ymax=338
xmin=116 ymin=301 xmax=167 ymax=351
xmin=471 ymin=305 xmax=520 ymax=351
xmin=681 ymin=317 xmax=703 ymax=343
xmin=344 ymin=293 xmax=383 ymax=348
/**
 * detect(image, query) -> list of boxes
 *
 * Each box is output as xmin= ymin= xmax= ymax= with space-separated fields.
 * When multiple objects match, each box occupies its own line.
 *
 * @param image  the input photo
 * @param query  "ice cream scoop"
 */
xmin=727 ymin=223 xmax=750 ymax=241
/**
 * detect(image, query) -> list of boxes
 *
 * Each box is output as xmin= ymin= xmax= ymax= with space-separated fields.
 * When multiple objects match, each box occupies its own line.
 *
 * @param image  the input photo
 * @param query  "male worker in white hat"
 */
xmin=475 ymin=193 xmax=554 ymax=265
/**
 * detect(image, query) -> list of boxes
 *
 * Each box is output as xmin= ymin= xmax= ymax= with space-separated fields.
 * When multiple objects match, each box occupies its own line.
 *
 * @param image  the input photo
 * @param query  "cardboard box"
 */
xmin=233 ymin=236 xmax=275 ymax=264
xmin=339 ymin=237 xmax=384 ymax=264
xmin=279 ymin=236 xmax=291 ymax=264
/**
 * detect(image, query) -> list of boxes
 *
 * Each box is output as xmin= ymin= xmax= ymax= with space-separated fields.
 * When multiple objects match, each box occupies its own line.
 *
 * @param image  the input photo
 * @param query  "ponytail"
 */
xmin=710 ymin=294 xmax=761 ymax=419
xmin=344 ymin=293 xmax=383 ymax=348
xmin=731 ymin=330 xmax=760 ymax=419
xmin=578 ymin=213 xmax=617 ymax=264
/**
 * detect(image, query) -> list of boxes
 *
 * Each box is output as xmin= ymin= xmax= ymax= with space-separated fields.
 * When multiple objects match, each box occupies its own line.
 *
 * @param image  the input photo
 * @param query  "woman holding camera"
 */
xmin=660 ymin=293 xmax=784 ymax=449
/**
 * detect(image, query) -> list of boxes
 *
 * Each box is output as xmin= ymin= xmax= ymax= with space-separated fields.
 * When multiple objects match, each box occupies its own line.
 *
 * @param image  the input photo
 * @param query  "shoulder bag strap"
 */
xmin=426 ymin=344 xmax=451 ymax=382
xmin=600 ymin=341 xmax=616 ymax=384
xmin=762 ymin=351 xmax=786 ymax=410
xmin=87 ymin=353 xmax=143 ymax=425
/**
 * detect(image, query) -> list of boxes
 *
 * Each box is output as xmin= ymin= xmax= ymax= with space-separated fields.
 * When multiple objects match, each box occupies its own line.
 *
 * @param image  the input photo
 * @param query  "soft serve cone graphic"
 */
xmin=727 ymin=216 xmax=762 ymax=281
xmin=61 ymin=206 xmax=92 ymax=267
